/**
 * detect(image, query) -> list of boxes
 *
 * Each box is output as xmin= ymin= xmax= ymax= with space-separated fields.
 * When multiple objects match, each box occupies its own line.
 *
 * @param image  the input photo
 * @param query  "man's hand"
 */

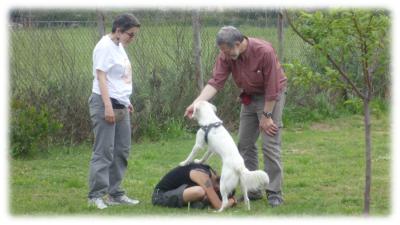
xmin=184 ymin=103 xmax=195 ymax=119
xmin=260 ymin=117 xmax=278 ymax=136
xmin=184 ymin=85 xmax=218 ymax=119
xmin=104 ymin=104 xmax=115 ymax=124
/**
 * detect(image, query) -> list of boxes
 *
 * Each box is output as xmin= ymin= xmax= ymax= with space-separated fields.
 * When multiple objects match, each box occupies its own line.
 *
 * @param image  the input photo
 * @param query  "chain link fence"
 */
xmin=11 ymin=9 xmax=377 ymax=146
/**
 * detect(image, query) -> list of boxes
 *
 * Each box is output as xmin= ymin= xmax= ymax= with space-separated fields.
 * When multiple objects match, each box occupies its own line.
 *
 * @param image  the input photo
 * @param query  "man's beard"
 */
xmin=230 ymin=49 xmax=240 ymax=60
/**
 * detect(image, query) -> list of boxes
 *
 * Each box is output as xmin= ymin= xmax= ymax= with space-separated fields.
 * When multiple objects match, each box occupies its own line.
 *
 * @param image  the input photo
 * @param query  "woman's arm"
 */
xmin=96 ymin=69 xmax=115 ymax=124
xmin=190 ymin=170 xmax=235 ymax=209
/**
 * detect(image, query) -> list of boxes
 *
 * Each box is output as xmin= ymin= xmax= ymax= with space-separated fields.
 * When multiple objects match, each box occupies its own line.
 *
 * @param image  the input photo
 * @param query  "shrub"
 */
xmin=136 ymin=116 xmax=188 ymax=142
xmin=10 ymin=99 xmax=63 ymax=158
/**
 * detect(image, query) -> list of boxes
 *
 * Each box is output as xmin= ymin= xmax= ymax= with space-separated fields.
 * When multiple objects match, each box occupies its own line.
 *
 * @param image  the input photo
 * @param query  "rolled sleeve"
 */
xmin=263 ymin=51 xmax=286 ymax=101
xmin=93 ymin=47 xmax=113 ymax=74
xmin=207 ymin=53 xmax=231 ymax=91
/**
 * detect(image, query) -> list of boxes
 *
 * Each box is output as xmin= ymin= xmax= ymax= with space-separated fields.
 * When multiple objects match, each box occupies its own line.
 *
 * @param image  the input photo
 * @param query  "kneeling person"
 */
xmin=152 ymin=163 xmax=236 ymax=209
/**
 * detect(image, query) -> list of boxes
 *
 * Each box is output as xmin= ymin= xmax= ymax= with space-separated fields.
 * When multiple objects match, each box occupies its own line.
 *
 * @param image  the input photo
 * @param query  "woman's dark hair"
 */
xmin=111 ymin=13 xmax=141 ymax=33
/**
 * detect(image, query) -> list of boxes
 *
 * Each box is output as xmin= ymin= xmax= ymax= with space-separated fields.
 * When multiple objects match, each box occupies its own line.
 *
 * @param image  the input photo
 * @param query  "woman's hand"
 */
xmin=104 ymin=104 xmax=115 ymax=124
xmin=229 ymin=197 xmax=237 ymax=207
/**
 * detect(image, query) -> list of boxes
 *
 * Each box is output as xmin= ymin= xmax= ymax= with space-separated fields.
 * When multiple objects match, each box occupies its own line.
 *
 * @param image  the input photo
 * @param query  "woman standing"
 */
xmin=87 ymin=13 xmax=140 ymax=209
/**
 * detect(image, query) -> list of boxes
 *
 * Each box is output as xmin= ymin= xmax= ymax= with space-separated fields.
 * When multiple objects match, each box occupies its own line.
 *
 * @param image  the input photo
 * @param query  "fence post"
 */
xmin=277 ymin=10 xmax=284 ymax=62
xmin=27 ymin=10 xmax=33 ymax=27
xmin=96 ymin=10 xmax=106 ymax=39
xmin=192 ymin=10 xmax=204 ymax=92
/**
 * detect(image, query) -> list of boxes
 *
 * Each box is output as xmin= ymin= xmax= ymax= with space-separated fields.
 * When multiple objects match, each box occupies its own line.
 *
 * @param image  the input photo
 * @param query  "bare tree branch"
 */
xmin=351 ymin=11 xmax=372 ymax=99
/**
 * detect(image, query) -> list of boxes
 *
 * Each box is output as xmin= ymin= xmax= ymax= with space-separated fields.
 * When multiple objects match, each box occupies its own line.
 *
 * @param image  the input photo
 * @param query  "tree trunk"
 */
xmin=192 ymin=10 xmax=203 ymax=92
xmin=277 ymin=10 xmax=284 ymax=62
xmin=363 ymin=98 xmax=372 ymax=215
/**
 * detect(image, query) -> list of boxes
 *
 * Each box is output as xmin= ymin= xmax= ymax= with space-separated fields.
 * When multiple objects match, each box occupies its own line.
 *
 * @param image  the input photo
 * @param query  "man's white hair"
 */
xmin=216 ymin=26 xmax=244 ymax=47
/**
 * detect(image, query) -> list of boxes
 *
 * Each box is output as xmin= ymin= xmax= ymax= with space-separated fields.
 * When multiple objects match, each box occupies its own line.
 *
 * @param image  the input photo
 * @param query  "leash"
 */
xmin=200 ymin=122 xmax=223 ymax=144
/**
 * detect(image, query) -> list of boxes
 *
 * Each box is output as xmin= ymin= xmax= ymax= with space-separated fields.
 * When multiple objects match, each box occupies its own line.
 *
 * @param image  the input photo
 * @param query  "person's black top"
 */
xmin=155 ymin=163 xmax=213 ymax=191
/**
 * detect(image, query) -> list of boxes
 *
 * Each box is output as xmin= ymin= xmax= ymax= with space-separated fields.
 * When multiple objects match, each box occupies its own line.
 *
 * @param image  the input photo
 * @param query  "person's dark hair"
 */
xmin=216 ymin=26 xmax=244 ymax=47
xmin=209 ymin=167 xmax=218 ymax=177
xmin=112 ymin=13 xmax=141 ymax=33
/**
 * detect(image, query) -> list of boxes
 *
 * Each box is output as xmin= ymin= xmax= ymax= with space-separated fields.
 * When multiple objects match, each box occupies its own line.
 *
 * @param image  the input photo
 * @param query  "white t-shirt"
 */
xmin=92 ymin=35 xmax=132 ymax=107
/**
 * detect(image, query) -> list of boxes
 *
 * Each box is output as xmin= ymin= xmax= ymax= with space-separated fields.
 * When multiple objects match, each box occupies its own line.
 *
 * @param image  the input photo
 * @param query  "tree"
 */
xmin=192 ymin=9 xmax=204 ymax=92
xmin=284 ymin=9 xmax=389 ymax=215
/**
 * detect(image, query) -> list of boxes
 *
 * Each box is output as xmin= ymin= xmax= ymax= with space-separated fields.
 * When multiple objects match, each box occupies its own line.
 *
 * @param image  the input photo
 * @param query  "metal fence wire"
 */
xmin=10 ymin=9 xmax=386 ymax=145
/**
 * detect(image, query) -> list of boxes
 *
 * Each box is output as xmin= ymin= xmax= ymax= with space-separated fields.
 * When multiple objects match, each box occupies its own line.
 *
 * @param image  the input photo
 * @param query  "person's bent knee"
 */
xmin=193 ymin=186 xmax=206 ymax=199
xmin=183 ymin=186 xmax=206 ymax=203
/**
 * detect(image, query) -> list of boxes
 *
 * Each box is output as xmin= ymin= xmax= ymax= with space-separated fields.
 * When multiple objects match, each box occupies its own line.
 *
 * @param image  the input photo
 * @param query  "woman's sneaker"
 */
xmin=88 ymin=197 xmax=108 ymax=209
xmin=107 ymin=195 xmax=140 ymax=205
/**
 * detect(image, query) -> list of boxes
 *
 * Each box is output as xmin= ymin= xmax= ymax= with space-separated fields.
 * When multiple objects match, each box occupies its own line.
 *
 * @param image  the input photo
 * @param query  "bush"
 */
xmin=341 ymin=97 xmax=389 ymax=119
xmin=343 ymin=98 xmax=363 ymax=115
xmin=370 ymin=99 xmax=389 ymax=119
xmin=10 ymin=99 xmax=63 ymax=158
xmin=137 ymin=116 xmax=188 ymax=142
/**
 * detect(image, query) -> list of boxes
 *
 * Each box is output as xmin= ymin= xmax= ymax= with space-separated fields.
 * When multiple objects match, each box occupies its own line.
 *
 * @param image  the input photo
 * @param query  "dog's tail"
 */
xmin=239 ymin=167 xmax=269 ymax=192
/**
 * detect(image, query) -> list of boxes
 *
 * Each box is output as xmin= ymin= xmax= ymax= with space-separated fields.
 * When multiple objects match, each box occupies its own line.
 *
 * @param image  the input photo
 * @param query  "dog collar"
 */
xmin=200 ymin=122 xmax=223 ymax=144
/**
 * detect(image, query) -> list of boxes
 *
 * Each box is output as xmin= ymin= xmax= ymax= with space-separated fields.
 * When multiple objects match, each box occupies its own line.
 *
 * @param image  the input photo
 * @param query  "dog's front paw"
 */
xmin=194 ymin=159 xmax=203 ymax=164
xmin=179 ymin=161 xmax=188 ymax=166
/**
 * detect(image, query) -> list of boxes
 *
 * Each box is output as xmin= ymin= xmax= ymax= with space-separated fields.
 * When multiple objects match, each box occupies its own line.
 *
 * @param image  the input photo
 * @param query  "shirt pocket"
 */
xmin=246 ymin=69 xmax=264 ymax=86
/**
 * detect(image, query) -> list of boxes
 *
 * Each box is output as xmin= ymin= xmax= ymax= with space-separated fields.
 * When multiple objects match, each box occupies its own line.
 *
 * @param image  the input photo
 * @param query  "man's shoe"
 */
xmin=88 ymin=197 xmax=107 ymax=209
xmin=267 ymin=191 xmax=283 ymax=207
xmin=107 ymin=195 xmax=140 ymax=206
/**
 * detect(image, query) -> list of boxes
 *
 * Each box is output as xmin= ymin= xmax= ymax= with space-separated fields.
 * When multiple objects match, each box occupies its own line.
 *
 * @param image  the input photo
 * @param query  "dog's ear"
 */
xmin=192 ymin=102 xmax=199 ymax=119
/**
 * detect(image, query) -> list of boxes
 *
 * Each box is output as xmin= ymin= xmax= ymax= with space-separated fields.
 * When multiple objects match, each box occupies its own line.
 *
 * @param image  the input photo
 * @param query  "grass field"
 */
xmin=9 ymin=114 xmax=390 ymax=216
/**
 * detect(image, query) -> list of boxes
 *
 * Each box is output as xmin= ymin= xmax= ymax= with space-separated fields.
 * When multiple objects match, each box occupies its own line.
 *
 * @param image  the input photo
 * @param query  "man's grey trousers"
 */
xmin=238 ymin=89 xmax=286 ymax=194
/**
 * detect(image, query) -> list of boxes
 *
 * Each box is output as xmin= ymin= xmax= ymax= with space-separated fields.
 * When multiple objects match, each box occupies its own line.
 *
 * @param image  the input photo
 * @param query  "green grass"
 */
xmin=10 ymin=114 xmax=390 ymax=216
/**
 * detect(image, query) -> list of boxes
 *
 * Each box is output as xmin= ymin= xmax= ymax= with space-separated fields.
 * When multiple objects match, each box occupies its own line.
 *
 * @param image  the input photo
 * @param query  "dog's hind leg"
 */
xmin=217 ymin=188 xmax=229 ymax=212
xmin=179 ymin=129 xmax=206 ymax=166
xmin=240 ymin=179 xmax=251 ymax=210
xmin=217 ymin=168 xmax=238 ymax=212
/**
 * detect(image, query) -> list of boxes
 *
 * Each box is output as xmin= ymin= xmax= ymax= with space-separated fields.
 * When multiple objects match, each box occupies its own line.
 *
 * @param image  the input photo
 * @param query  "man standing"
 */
xmin=184 ymin=26 xmax=287 ymax=207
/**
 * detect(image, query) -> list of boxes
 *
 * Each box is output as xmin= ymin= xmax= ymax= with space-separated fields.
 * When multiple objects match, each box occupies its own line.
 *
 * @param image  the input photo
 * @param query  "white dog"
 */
xmin=180 ymin=101 xmax=269 ymax=212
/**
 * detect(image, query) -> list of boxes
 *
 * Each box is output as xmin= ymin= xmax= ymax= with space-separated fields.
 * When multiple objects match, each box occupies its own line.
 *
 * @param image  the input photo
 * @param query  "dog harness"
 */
xmin=200 ymin=122 xmax=223 ymax=144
